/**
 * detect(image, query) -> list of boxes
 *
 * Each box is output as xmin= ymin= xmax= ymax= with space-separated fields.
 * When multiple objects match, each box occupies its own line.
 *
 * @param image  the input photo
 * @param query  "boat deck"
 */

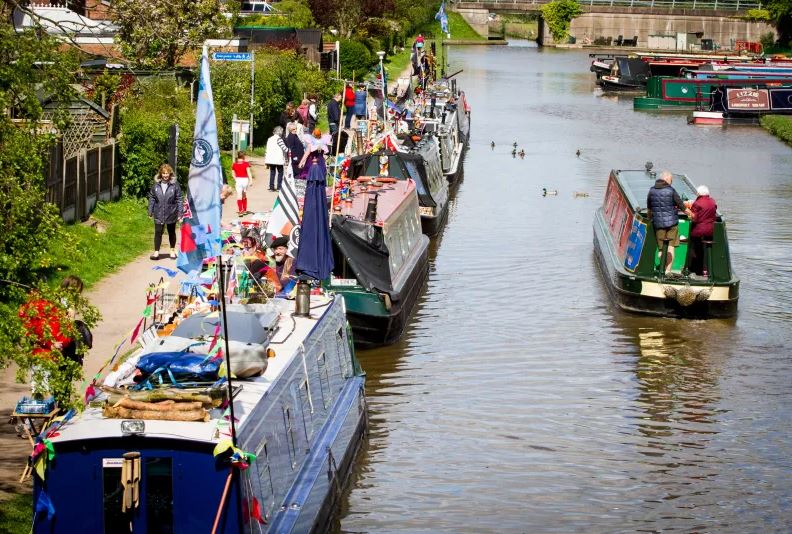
xmin=50 ymin=296 xmax=336 ymax=445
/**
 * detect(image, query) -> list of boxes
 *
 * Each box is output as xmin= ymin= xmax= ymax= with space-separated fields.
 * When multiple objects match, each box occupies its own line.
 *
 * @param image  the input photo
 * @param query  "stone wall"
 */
xmin=541 ymin=11 xmax=775 ymax=48
xmin=455 ymin=7 xmax=491 ymax=39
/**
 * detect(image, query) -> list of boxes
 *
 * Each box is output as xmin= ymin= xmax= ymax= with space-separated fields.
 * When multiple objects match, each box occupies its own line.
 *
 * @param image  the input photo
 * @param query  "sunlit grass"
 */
xmin=0 ymin=493 xmax=32 ymax=534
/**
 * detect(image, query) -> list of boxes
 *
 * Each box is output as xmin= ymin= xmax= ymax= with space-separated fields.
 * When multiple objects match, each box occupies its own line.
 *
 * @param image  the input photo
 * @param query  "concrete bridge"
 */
xmin=455 ymin=0 xmax=774 ymax=47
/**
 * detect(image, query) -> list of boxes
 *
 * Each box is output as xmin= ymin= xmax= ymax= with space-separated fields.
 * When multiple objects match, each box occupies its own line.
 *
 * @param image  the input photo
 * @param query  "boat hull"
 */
xmin=593 ymin=215 xmax=738 ymax=319
xmin=340 ymin=246 xmax=429 ymax=349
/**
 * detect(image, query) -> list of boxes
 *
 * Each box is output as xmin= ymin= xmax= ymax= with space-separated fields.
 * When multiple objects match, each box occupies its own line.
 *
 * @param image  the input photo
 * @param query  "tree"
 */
xmin=0 ymin=22 xmax=99 ymax=407
xmin=111 ymin=0 xmax=229 ymax=69
xmin=765 ymin=0 xmax=792 ymax=45
xmin=540 ymin=0 xmax=582 ymax=44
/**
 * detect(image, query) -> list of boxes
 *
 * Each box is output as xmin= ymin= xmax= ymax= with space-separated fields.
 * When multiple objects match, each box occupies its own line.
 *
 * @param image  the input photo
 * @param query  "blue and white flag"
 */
xmin=177 ymin=51 xmax=222 ymax=275
xmin=435 ymin=0 xmax=449 ymax=36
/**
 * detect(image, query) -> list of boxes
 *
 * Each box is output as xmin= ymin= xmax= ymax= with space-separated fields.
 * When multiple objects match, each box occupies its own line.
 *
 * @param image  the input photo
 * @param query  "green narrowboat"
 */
xmin=593 ymin=167 xmax=739 ymax=318
xmin=327 ymin=178 xmax=429 ymax=348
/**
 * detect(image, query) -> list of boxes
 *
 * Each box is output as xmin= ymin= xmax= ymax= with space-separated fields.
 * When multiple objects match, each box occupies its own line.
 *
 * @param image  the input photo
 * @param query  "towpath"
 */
xmin=0 ymin=154 xmax=276 ymax=499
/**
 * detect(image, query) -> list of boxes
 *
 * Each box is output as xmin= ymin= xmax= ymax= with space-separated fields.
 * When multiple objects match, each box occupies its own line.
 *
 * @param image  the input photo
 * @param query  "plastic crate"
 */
xmin=15 ymin=396 xmax=56 ymax=415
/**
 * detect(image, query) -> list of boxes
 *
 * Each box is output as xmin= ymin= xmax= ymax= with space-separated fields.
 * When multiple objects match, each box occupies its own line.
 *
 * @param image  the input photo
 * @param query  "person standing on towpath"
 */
xmin=147 ymin=163 xmax=183 ymax=260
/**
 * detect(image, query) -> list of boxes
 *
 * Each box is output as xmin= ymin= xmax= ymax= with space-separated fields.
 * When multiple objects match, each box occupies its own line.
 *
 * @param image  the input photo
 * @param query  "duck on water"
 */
xmin=593 ymin=163 xmax=739 ymax=318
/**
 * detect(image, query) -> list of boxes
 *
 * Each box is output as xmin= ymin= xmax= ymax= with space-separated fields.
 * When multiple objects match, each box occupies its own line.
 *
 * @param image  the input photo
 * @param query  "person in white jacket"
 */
xmin=264 ymin=126 xmax=289 ymax=191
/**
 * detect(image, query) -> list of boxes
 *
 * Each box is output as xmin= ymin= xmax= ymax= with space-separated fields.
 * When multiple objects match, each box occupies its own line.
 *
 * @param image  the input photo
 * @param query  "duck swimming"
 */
xmin=518 ymin=149 xmax=525 ymax=159
xmin=542 ymin=188 xmax=558 ymax=196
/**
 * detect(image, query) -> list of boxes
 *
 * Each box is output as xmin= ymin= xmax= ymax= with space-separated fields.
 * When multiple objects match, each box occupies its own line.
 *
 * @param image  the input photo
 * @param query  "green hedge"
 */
xmin=760 ymin=115 xmax=792 ymax=146
xmin=118 ymin=77 xmax=195 ymax=198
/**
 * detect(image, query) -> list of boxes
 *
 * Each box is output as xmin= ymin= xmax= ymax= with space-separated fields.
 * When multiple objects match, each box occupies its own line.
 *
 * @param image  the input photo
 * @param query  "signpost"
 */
xmin=212 ymin=51 xmax=255 ymax=149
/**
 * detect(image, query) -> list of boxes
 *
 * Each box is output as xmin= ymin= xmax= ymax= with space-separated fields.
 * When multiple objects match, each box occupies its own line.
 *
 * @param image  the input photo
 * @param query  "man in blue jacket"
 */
xmin=646 ymin=170 xmax=686 ymax=276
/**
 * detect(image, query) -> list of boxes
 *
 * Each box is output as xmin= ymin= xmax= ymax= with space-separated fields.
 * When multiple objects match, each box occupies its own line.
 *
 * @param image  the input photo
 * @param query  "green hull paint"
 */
xmin=634 ymin=97 xmax=695 ymax=110
xmin=328 ymin=285 xmax=388 ymax=318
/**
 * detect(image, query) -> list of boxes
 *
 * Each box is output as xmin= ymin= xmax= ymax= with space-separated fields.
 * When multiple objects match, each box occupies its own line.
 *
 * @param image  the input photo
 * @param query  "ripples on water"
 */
xmin=338 ymin=43 xmax=792 ymax=533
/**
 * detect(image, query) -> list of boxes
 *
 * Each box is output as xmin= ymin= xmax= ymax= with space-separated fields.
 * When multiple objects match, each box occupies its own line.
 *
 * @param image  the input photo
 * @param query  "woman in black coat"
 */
xmin=284 ymin=122 xmax=305 ymax=179
xmin=147 ymin=163 xmax=183 ymax=260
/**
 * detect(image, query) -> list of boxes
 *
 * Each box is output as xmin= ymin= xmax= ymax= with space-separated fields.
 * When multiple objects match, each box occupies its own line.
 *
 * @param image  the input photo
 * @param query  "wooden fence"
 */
xmin=45 ymin=140 xmax=122 ymax=223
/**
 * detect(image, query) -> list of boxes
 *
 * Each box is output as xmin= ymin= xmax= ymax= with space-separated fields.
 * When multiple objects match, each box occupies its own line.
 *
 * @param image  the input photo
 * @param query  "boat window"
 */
xmin=253 ymin=441 xmax=275 ymax=521
xmin=102 ymin=461 xmax=128 ymax=534
xmin=336 ymin=326 xmax=352 ymax=378
xmin=317 ymin=352 xmax=331 ymax=408
xmin=145 ymin=458 xmax=173 ymax=534
xmin=282 ymin=406 xmax=297 ymax=469
xmin=298 ymin=377 xmax=313 ymax=437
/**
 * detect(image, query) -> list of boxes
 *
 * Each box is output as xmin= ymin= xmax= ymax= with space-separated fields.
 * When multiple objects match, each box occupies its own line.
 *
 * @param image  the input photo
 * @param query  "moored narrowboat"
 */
xmin=348 ymin=135 xmax=449 ymax=237
xmin=593 ymin=167 xmax=739 ymax=318
xmin=33 ymin=294 xmax=367 ymax=533
xmin=328 ymin=178 xmax=429 ymax=348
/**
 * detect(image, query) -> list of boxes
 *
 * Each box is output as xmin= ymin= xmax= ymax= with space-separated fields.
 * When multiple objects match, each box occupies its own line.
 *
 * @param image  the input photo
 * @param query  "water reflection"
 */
xmin=339 ymin=43 xmax=792 ymax=533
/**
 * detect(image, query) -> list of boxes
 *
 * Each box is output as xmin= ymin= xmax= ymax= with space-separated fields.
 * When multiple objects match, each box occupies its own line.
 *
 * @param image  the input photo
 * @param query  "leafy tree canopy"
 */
xmin=111 ymin=0 xmax=230 ymax=69
xmin=0 ymin=22 xmax=99 ymax=407
xmin=765 ymin=0 xmax=792 ymax=44
xmin=540 ymin=0 xmax=582 ymax=44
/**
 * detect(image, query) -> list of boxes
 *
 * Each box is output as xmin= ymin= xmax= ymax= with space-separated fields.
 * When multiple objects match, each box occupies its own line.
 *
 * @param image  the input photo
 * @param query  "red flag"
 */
xmin=180 ymin=222 xmax=197 ymax=253
xmin=129 ymin=317 xmax=145 ymax=344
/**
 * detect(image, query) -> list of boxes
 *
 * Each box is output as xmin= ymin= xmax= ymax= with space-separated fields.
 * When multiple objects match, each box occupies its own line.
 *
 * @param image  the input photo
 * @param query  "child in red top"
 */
xmin=232 ymin=152 xmax=254 ymax=216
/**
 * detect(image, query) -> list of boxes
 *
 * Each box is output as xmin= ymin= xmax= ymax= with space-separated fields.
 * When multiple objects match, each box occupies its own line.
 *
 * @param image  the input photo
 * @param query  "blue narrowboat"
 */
xmin=33 ymin=296 xmax=366 ymax=533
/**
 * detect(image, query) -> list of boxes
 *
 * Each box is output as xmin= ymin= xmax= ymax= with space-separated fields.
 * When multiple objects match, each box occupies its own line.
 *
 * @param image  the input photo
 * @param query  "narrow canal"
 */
xmin=339 ymin=42 xmax=792 ymax=532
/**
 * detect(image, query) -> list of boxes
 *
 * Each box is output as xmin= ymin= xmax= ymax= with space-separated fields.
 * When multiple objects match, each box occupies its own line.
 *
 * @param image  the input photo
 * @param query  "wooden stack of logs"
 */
xmin=101 ymin=387 xmax=223 ymax=422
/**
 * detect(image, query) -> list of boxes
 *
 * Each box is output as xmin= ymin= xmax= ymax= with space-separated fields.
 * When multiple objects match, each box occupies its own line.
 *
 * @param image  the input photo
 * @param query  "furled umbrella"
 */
xmin=294 ymin=161 xmax=334 ymax=281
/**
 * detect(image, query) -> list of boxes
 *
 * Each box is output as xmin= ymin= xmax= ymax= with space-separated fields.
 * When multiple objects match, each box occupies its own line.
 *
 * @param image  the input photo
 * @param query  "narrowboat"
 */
xmin=327 ymin=178 xmax=429 ymax=348
xmin=634 ymin=76 xmax=792 ymax=111
xmin=348 ymin=134 xmax=449 ymax=237
xmin=598 ymin=57 xmax=652 ymax=91
xmin=33 ymin=294 xmax=367 ymax=533
xmin=710 ymin=85 xmax=792 ymax=117
xmin=593 ymin=167 xmax=739 ymax=318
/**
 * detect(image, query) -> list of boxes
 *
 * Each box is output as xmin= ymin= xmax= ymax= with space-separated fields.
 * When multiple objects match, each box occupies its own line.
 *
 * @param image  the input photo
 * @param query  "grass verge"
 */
xmin=0 ymin=493 xmax=32 ymax=534
xmin=48 ymin=197 xmax=153 ymax=289
xmin=760 ymin=115 xmax=792 ymax=146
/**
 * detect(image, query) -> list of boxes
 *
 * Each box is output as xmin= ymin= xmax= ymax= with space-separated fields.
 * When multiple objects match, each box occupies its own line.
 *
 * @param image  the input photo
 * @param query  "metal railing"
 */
xmin=459 ymin=0 xmax=762 ymax=10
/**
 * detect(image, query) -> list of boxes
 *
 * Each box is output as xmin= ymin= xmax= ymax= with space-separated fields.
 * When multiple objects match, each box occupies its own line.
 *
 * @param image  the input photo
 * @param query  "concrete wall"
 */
xmin=541 ymin=11 xmax=775 ymax=48
xmin=455 ymin=7 xmax=491 ymax=39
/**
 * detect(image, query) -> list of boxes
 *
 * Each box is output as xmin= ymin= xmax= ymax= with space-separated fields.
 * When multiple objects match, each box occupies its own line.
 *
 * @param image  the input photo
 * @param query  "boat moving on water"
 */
xmin=593 ymin=166 xmax=739 ymax=318
xmin=34 ymin=293 xmax=367 ymax=533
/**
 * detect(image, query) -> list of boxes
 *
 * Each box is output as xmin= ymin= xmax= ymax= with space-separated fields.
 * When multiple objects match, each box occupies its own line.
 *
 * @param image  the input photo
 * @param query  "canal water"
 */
xmin=338 ymin=42 xmax=792 ymax=532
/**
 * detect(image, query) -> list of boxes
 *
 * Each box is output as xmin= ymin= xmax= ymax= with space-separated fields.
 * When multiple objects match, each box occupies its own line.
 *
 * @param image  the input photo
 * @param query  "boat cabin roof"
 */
xmin=50 ymin=296 xmax=338 ymax=445
xmin=334 ymin=178 xmax=416 ymax=226
xmin=613 ymin=169 xmax=698 ymax=211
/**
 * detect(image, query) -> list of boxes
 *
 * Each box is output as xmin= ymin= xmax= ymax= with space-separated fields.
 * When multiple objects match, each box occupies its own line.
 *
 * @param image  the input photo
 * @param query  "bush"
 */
xmin=339 ymin=39 xmax=375 ymax=80
xmin=540 ymin=0 xmax=583 ymax=43
xmin=118 ymin=78 xmax=195 ymax=197
xmin=760 ymin=31 xmax=777 ymax=50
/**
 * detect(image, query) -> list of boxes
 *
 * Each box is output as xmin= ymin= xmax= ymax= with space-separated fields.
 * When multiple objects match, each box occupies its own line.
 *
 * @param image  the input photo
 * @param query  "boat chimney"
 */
xmin=430 ymin=97 xmax=436 ymax=118
xmin=365 ymin=192 xmax=378 ymax=223
xmin=294 ymin=279 xmax=311 ymax=317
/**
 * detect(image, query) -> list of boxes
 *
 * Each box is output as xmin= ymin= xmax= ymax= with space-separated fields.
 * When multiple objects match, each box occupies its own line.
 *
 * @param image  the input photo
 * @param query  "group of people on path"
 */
xmin=646 ymin=170 xmax=718 ymax=278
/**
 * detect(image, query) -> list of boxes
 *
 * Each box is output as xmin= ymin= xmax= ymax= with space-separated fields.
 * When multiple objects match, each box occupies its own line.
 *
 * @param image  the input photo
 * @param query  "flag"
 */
xmin=35 ymin=490 xmax=55 ymax=521
xmin=177 ymin=51 xmax=222 ymax=275
xmin=264 ymin=167 xmax=301 ymax=256
xmin=435 ymin=0 xmax=449 ymax=36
